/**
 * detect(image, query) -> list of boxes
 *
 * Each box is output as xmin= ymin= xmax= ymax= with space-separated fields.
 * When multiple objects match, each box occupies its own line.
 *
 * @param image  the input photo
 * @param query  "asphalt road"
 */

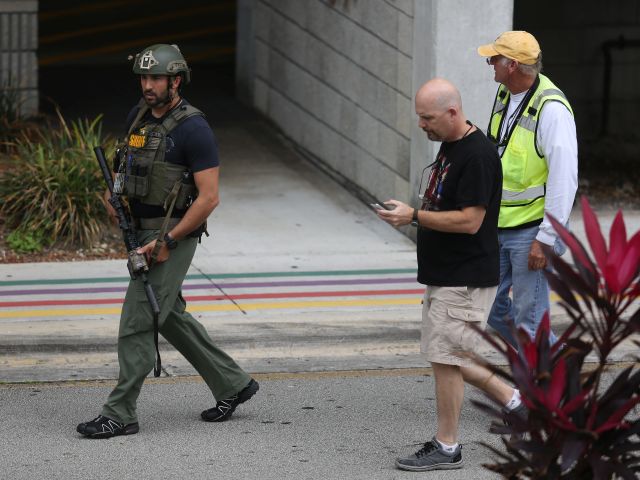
xmin=1 ymin=370 xmax=506 ymax=480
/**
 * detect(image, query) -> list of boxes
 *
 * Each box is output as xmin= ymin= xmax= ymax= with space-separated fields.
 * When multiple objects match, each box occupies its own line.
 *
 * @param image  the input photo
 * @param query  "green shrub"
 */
xmin=6 ymin=229 xmax=47 ymax=253
xmin=0 ymin=113 xmax=114 ymax=249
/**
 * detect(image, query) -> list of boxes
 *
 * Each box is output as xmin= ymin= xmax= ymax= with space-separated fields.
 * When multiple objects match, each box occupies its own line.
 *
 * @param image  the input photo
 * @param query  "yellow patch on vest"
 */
xmin=128 ymin=134 xmax=145 ymax=148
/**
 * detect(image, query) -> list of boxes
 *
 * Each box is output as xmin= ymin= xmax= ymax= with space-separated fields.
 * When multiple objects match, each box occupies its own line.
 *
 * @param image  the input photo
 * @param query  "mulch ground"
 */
xmin=0 ymin=221 xmax=126 ymax=263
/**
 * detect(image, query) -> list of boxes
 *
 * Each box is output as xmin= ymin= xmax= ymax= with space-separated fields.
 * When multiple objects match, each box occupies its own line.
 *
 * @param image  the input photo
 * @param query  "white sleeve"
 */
xmin=535 ymin=100 xmax=578 ymax=246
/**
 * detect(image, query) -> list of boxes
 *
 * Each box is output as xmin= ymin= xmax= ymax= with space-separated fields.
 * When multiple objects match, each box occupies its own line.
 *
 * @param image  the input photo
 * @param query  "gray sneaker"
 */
xmin=490 ymin=402 xmax=529 ymax=439
xmin=395 ymin=437 xmax=463 ymax=471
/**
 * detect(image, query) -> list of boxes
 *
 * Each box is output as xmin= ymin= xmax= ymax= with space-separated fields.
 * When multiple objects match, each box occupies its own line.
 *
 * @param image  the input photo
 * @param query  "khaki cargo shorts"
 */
xmin=421 ymin=285 xmax=498 ymax=367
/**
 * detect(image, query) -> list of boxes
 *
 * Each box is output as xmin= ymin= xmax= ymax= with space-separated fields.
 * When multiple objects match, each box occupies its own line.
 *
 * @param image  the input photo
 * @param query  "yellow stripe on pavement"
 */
xmin=0 ymin=293 xmax=569 ymax=319
xmin=0 ymin=298 xmax=422 ymax=319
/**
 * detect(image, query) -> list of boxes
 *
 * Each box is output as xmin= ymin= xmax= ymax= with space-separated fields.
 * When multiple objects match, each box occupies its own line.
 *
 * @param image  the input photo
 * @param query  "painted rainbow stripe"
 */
xmin=0 ymin=277 xmax=418 ymax=297
xmin=0 ymin=268 xmax=417 ymax=287
xmin=0 ymin=288 xmax=425 ymax=308
xmin=0 ymin=298 xmax=423 ymax=319
xmin=0 ymin=268 xmax=423 ymax=319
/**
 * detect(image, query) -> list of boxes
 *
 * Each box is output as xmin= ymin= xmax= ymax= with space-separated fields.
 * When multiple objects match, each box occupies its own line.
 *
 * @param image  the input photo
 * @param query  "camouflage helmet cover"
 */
xmin=132 ymin=44 xmax=191 ymax=84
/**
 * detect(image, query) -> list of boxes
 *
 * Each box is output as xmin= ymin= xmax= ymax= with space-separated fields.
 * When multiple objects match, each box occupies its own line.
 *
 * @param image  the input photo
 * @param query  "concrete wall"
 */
xmin=242 ymin=0 xmax=415 ymax=204
xmin=410 ymin=0 xmax=512 ymax=207
xmin=515 ymin=0 xmax=640 ymax=139
xmin=238 ymin=0 xmax=512 ymax=207
xmin=0 ymin=0 xmax=38 ymax=117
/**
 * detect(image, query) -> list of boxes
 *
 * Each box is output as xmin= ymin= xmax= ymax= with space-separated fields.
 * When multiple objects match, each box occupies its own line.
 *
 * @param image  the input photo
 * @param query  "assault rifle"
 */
xmin=94 ymin=146 xmax=162 ymax=377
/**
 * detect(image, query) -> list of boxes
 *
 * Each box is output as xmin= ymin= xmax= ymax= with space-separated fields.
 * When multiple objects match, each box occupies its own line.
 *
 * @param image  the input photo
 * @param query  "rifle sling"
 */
xmin=149 ymin=179 xmax=182 ymax=267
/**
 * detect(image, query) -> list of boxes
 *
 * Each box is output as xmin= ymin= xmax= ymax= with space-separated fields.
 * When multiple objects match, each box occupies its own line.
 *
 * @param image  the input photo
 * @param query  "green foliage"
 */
xmin=6 ymin=229 xmax=47 ymax=253
xmin=0 ymin=112 xmax=113 ymax=249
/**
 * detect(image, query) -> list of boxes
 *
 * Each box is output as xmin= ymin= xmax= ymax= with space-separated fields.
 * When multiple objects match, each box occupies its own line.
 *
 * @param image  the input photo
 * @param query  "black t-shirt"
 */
xmin=416 ymin=129 xmax=502 ymax=287
xmin=124 ymin=99 xmax=219 ymax=218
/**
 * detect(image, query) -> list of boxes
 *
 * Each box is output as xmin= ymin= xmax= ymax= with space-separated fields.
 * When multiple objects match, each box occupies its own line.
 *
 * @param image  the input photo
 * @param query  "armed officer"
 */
xmin=77 ymin=44 xmax=258 ymax=438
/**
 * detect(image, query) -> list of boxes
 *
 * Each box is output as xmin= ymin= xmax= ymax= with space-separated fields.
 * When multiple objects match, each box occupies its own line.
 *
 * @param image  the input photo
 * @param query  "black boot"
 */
xmin=77 ymin=415 xmax=139 ymax=439
xmin=201 ymin=379 xmax=259 ymax=422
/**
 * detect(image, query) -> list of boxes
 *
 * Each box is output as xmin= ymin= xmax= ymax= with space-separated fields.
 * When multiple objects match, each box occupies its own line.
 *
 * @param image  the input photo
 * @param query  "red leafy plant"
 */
xmin=473 ymin=197 xmax=640 ymax=479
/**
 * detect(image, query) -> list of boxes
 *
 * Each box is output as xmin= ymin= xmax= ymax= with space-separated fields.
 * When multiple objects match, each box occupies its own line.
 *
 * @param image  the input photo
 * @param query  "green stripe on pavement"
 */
xmin=0 ymin=268 xmax=417 ymax=287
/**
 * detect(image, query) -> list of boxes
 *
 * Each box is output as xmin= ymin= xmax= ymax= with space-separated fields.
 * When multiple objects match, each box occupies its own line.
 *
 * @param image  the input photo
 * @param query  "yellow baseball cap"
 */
xmin=477 ymin=31 xmax=541 ymax=65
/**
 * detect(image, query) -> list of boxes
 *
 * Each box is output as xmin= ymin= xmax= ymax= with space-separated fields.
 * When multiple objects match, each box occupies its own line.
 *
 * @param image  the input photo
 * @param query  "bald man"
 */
xmin=377 ymin=78 xmax=525 ymax=472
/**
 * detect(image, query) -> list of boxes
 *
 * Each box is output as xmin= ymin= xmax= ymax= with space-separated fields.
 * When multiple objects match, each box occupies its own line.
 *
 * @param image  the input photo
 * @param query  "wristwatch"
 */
xmin=164 ymin=233 xmax=178 ymax=250
xmin=411 ymin=209 xmax=419 ymax=227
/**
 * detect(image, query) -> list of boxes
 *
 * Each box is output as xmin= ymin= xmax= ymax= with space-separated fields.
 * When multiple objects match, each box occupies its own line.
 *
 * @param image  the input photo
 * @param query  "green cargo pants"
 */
xmin=101 ymin=230 xmax=251 ymax=424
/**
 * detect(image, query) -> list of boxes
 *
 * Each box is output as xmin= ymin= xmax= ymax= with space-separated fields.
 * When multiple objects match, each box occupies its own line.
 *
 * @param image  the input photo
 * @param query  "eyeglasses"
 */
xmin=486 ymin=56 xmax=515 ymax=66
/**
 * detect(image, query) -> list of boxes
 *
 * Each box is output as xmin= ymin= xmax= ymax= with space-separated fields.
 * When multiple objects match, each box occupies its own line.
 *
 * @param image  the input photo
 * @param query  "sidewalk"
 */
xmin=1 ymin=118 xmax=639 ymax=383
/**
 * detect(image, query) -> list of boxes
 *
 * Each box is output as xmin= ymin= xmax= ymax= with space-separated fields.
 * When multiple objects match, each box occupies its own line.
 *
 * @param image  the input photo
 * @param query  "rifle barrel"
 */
xmin=94 ymin=146 xmax=115 ymax=193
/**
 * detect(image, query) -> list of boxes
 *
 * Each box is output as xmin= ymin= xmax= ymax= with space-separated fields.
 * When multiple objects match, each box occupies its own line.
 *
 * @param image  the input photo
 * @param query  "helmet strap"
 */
xmin=154 ymin=76 xmax=179 ymax=108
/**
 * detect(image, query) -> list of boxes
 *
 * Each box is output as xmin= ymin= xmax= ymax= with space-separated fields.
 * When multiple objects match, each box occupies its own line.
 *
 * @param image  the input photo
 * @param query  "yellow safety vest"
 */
xmin=488 ymin=74 xmax=573 ymax=228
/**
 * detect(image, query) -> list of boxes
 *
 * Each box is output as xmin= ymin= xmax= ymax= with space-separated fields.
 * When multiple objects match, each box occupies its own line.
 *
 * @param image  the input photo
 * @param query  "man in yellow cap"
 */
xmin=477 ymin=31 xmax=578 ymax=347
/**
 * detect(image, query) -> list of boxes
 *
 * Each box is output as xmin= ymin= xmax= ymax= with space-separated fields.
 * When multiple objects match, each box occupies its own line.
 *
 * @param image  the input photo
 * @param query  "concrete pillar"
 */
xmin=410 ymin=0 xmax=512 ymax=204
xmin=0 ymin=0 xmax=38 ymax=117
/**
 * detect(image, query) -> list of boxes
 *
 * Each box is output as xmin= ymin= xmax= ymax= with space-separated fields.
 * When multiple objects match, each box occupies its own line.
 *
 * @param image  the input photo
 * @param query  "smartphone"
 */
xmin=371 ymin=202 xmax=395 ymax=211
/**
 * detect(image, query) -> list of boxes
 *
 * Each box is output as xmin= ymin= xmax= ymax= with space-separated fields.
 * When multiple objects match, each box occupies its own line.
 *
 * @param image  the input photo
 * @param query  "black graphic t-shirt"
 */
xmin=416 ymin=129 xmax=502 ymax=287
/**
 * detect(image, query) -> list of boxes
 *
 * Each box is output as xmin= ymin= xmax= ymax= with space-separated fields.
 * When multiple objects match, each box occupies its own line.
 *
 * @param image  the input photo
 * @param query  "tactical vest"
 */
xmin=488 ymin=74 xmax=573 ymax=229
xmin=119 ymin=99 xmax=203 ymax=219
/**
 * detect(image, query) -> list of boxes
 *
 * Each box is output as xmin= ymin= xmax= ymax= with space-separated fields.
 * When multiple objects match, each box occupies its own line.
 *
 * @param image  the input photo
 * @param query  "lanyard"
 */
xmin=491 ymin=75 xmax=540 ymax=153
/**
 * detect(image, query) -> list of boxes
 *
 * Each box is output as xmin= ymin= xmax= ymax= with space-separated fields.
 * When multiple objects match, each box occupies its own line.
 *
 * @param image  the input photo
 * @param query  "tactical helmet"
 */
xmin=131 ymin=44 xmax=191 ymax=84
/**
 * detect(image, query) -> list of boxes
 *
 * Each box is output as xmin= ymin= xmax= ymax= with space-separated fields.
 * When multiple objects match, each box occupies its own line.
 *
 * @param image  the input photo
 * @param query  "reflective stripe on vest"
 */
xmin=489 ymin=74 xmax=573 ymax=228
xmin=502 ymin=184 xmax=545 ymax=202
